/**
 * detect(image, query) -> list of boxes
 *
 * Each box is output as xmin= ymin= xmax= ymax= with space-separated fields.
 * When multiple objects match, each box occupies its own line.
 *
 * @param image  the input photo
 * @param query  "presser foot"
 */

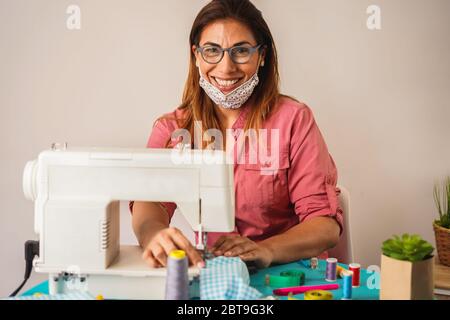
xmin=200 ymin=249 xmax=215 ymax=261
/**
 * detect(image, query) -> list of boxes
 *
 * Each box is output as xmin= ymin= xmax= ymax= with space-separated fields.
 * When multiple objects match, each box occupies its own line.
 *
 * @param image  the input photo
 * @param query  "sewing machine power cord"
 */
xmin=9 ymin=240 xmax=40 ymax=297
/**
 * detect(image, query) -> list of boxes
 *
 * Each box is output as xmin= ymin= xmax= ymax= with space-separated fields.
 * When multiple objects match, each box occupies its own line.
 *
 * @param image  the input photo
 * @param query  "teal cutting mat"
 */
xmin=21 ymin=260 xmax=380 ymax=300
xmin=250 ymin=260 xmax=379 ymax=300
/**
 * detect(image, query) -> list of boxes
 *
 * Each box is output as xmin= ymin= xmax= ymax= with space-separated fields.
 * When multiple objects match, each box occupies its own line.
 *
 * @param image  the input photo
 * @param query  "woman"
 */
xmin=130 ymin=0 xmax=343 ymax=269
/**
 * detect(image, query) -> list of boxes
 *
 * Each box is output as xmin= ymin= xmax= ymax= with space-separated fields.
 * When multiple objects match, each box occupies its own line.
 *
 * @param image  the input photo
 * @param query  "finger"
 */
xmin=210 ymin=235 xmax=228 ymax=252
xmin=239 ymin=250 xmax=257 ymax=262
xmin=211 ymin=234 xmax=242 ymax=252
xmin=152 ymin=243 xmax=168 ymax=267
xmin=156 ymin=232 xmax=179 ymax=258
xmin=216 ymin=237 xmax=248 ymax=255
xmin=142 ymin=248 xmax=163 ymax=268
xmin=239 ymin=251 xmax=268 ymax=269
xmin=212 ymin=236 xmax=239 ymax=254
xmin=174 ymin=235 xmax=205 ymax=268
xmin=225 ymin=242 xmax=256 ymax=257
xmin=169 ymin=229 xmax=205 ymax=268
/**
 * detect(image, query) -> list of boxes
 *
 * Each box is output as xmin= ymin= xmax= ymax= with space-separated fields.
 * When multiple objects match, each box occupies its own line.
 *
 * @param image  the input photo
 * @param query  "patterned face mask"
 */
xmin=199 ymin=68 xmax=260 ymax=109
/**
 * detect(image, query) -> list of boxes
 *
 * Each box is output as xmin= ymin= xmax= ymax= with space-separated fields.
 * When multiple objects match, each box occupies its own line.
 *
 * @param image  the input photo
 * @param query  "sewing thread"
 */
xmin=310 ymin=257 xmax=319 ymax=270
xmin=341 ymin=270 xmax=353 ymax=300
xmin=349 ymin=263 xmax=361 ymax=287
xmin=165 ymin=250 xmax=189 ymax=300
xmin=325 ymin=258 xmax=338 ymax=282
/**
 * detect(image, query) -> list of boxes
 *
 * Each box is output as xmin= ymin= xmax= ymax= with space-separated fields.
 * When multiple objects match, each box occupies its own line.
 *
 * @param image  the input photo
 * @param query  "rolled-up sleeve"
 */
xmin=287 ymin=105 xmax=344 ymax=234
xmin=128 ymin=119 xmax=177 ymax=219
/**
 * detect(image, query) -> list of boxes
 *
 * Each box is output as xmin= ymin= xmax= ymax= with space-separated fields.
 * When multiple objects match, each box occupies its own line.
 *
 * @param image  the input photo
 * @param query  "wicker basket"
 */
xmin=433 ymin=222 xmax=450 ymax=267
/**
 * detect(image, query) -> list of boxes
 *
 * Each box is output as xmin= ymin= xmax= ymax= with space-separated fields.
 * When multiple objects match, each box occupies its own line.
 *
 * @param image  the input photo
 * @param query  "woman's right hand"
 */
xmin=142 ymin=227 xmax=205 ymax=268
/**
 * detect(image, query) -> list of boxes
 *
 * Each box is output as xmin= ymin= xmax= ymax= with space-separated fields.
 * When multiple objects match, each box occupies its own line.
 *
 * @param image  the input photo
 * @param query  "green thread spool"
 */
xmin=265 ymin=270 xmax=305 ymax=288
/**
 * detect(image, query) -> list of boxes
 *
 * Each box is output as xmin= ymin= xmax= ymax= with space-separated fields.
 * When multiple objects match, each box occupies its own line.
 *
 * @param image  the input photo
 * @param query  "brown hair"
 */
xmin=160 ymin=0 xmax=284 ymax=148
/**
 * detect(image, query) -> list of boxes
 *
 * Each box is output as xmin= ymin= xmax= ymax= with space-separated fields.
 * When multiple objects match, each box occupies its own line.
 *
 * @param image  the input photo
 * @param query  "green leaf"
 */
xmin=381 ymin=233 xmax=434 ymax=262
xmin=434 ymin=177 xmax=450 ymax=227
xmin=390 ymin=252 xmax=407 ymax=260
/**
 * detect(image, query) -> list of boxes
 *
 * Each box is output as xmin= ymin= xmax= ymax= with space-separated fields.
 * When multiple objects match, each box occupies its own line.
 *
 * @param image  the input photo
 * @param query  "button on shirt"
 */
xmin=130 ymin=97 xmax=343 ymax=248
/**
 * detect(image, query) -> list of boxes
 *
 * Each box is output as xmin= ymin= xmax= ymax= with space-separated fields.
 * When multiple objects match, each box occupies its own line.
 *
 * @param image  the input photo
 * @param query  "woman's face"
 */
xmin=193 ymin=19 xmax=265 ymax=94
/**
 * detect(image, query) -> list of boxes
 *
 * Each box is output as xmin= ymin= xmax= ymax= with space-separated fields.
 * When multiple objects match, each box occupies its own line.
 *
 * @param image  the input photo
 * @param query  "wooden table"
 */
xmin=435 ymin=259 xmax=450 ymax=299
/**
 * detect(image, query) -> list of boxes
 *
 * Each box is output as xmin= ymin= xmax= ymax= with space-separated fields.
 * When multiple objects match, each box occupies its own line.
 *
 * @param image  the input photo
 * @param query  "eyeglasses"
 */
xmin=196 ymin=44 xmax=263 ymax=64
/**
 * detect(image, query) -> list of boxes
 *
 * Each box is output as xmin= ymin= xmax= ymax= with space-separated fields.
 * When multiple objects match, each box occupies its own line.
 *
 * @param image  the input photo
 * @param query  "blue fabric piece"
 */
xmin=200 ymin=256 xmax=263 ymax=300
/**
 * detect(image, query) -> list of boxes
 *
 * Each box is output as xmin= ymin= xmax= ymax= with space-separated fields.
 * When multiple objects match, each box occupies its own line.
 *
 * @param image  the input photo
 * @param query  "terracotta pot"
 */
xmin=380 ymin=254 xmax=434 ymax=300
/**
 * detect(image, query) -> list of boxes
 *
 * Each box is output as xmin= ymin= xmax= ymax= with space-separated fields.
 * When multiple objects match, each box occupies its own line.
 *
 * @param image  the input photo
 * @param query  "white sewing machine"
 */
xmin=22 ymin=144 xmax=235 ymax=299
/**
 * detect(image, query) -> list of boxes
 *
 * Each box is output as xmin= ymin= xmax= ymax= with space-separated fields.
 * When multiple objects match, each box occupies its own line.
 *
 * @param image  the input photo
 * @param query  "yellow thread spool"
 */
xmin=336 ymin=265 xmax=346 ymax=278
xmin=304 ymin=290 xmax=333 ymax=300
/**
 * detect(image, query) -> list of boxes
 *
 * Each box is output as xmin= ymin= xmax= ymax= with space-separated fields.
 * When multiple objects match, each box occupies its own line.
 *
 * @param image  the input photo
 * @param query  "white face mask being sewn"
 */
xmin=199 ymin=68 xmax=260 ymax=110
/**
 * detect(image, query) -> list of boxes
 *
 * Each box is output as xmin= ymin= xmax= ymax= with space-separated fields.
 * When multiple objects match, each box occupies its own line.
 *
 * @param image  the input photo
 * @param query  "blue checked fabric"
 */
xmin=4 ymin=292 xmax=95 ymax=300
xmin=200 ymin=256 xmax=263 ymax=300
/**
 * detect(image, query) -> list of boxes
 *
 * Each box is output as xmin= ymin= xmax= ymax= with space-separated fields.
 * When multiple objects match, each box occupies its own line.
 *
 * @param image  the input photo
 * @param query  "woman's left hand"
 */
xmin=210 ymin=235 xmax=273 ymax=269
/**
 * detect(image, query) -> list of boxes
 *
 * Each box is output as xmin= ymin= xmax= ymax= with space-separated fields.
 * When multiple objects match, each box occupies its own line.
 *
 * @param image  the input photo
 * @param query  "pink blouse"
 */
xmin=130 ymin=97 xmax=343 ymax=248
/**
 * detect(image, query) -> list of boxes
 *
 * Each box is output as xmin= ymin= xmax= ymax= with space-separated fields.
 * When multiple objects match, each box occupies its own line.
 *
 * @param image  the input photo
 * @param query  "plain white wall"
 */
xmin=1 ymin=0 xmax=449 ymax=297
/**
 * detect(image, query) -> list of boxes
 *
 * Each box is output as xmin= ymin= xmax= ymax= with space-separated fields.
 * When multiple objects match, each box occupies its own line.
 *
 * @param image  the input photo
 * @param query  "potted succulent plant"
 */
xmin=380 ymin=234 xmax=434 ymax=300
xmin=433 ymin=177 xmax=450 ymax=267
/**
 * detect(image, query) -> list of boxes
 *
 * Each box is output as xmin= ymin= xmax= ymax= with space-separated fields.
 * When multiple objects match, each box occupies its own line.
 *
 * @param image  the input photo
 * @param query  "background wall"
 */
xmin=1 ymin=0 xmax=449 ymax=296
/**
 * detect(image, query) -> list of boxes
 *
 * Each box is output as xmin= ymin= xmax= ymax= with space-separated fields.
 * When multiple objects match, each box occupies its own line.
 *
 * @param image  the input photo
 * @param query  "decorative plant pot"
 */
xmin=433 ymin=222 xmax=450 ymax=267
xmin=380 ymin=254 xmax=434 ymax=300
